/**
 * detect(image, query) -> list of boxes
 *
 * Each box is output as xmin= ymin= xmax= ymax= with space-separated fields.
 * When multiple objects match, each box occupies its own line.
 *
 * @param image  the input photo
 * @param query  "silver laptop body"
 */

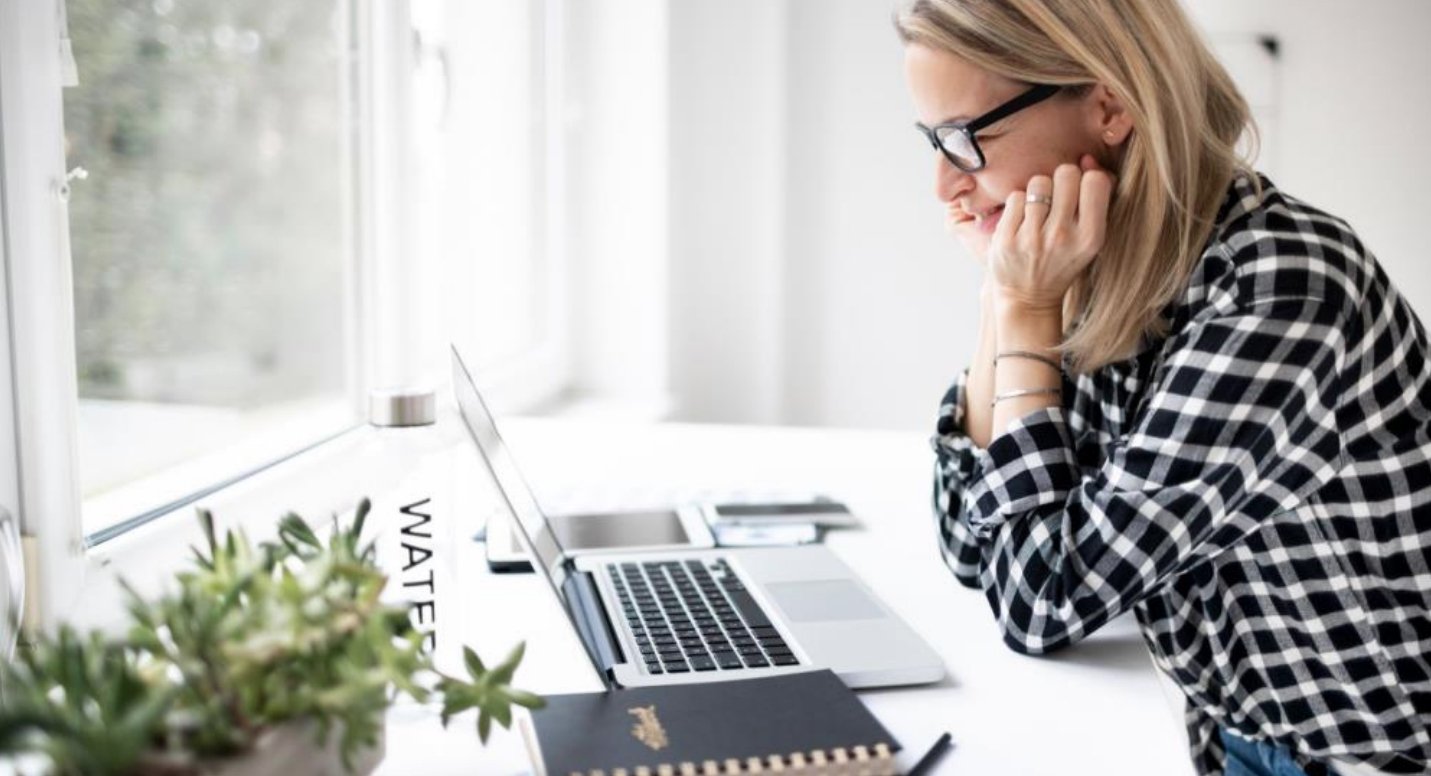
xmin=452 ymin=346 xmax=945 ymax=689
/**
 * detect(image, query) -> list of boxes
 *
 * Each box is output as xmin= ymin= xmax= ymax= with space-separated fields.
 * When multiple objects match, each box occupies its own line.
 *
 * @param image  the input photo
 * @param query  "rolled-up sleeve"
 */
xmin=930 ymin=369 xmax=985 ymax=588
xmin=933 ymin=294 xmax=1346 ymax=655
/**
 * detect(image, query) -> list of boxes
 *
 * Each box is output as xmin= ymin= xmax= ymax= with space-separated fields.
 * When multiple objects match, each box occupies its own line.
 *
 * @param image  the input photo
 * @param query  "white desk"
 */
xmin=372 ymin=417 xmax=1195 ymax=776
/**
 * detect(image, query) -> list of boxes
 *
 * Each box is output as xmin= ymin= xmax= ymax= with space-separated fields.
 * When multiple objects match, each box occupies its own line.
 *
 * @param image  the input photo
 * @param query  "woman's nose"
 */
xmin=935 ymin=155 xmax=974 ymax=203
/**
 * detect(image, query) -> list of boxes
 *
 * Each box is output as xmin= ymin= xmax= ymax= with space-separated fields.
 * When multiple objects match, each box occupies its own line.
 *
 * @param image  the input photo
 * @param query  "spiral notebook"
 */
xmin=521 ymin=669 xmax=899 ymax=776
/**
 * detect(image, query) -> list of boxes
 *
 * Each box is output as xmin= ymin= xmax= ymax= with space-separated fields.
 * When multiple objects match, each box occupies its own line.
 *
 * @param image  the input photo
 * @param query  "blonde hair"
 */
xmin=896 ymin=0 xmax=1256 ymax=372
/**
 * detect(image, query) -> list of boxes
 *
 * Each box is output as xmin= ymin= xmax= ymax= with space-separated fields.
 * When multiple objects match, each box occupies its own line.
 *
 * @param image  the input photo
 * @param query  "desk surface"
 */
xmin=372 ymin=417 xmax=1195 ymax=776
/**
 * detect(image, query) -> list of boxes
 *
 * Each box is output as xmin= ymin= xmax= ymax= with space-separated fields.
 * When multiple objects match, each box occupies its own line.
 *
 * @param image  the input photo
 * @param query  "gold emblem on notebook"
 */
xmin=628 ymin=705 xmax=669 ymax=751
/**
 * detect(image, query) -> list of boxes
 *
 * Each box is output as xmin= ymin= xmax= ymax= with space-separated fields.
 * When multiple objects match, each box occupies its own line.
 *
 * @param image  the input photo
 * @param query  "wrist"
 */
xmin=994 ymin=301 xmax=1063 ymax=336
xmin=991 ymin=285 xmax=1062 ymax=318
xmin=994 ymin=297 xmax=1062 ymax=353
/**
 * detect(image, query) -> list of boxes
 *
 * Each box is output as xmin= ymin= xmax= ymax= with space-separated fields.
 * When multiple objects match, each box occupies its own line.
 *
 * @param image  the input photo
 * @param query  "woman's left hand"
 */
xmin=988 ymin=154 xmax=1114 ymax=315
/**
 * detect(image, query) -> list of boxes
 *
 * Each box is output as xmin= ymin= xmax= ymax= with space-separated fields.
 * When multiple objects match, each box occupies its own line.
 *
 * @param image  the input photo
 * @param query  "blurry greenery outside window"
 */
xmin=64 ymin=0 xmax=359 ymax=537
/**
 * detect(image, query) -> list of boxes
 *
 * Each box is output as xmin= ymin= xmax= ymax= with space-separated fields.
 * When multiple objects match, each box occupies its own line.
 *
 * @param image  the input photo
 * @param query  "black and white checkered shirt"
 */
xmin=931 ymin=174 xmax=1431 ymax=775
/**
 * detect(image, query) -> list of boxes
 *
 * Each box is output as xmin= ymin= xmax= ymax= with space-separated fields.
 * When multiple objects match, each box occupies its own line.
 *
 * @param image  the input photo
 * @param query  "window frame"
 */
xmin=1 ymin=0 xmax=90 ymax=631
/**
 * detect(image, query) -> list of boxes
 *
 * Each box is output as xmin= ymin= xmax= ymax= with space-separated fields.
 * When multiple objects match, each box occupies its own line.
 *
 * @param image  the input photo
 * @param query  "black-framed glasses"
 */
xmin=915 ymin=84 xmax=1060 ymax=172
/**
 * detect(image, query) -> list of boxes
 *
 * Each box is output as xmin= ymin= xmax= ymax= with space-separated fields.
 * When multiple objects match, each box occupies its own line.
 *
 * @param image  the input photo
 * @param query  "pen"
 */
xmin=906 ymin=731 xmax=953 ymax=776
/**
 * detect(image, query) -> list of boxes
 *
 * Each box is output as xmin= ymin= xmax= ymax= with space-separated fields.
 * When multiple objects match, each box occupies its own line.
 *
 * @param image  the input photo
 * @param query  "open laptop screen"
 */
xmin=451 ymin=346 xmax=569 ymax=588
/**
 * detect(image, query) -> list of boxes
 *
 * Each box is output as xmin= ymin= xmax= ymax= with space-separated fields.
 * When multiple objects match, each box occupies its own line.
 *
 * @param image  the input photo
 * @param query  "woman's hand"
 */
xmin=988 ymin=154 xmax=1113 ymax=315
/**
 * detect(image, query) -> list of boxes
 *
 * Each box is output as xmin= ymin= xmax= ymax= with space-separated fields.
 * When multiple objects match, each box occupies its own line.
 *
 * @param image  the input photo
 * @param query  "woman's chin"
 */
xmin=952 ymin=225 xmax=990 ymax=259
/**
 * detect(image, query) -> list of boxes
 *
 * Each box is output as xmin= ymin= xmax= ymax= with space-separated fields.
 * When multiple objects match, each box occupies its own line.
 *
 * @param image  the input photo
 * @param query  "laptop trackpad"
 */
xmin=765 ymin=580 xmax=885 ymax=622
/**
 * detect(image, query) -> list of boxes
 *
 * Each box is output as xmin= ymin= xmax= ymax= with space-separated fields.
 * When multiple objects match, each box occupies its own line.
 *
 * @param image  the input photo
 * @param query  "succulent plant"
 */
xmin=0 ymin=499 xmax=543 ymax=775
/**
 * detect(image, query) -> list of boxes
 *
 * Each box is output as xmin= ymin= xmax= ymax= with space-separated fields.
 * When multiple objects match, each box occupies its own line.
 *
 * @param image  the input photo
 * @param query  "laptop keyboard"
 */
xmin=607 ymin=558 xmax=801 ymax=675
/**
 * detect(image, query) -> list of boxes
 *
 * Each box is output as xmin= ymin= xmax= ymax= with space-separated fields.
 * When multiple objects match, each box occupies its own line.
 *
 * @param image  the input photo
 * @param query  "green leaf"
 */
xmin=477 ymin=710 xmax=492 ymax=743
xmin=462 ymin=646 xmax=486 ymax=678
xmin=197 ymin=507 xmax=217 ymax=554
xmin=505 ymin=689 xmax=546 ymax=710
xmin=488 ymin=641 xmax=525 ymax=686
xmin=351 ymin=498 xmax=371 ymax=541
xmin=488 ymin=698 xmax=512 ymax=728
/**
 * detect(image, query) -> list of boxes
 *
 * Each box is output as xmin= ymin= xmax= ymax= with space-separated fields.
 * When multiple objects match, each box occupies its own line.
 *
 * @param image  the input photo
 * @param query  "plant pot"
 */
xmin=201 ymin=719 xmax=385 ymax=776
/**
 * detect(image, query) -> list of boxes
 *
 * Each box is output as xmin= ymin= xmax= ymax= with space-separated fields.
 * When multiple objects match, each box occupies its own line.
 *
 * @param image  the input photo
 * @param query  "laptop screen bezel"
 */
xmin=450 ymin=347 xmax=575 ymax=597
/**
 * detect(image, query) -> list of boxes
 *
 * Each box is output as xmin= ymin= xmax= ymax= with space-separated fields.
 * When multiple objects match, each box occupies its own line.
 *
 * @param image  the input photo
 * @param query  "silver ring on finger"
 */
xmin=1025 ymin=193 xmax=1053 ymax=206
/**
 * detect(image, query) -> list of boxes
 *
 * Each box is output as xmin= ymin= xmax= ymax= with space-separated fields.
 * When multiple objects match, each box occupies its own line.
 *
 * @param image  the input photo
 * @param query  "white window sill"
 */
xmin=69 ymin=404 xmax=471 ymax=632
xmin=62 ymin=389 xmax=668 ymax=632
xmin=79 ymin=398 xmax=358 ymax=543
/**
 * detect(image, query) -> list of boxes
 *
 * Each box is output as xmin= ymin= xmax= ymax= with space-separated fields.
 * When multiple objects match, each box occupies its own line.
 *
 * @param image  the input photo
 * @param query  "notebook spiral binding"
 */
xmin=573 ymin=742 xmax=897 ymax=776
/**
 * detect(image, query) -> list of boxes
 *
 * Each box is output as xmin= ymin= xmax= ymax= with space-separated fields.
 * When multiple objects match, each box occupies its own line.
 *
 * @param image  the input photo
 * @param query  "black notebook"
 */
xmin=522 ymin=669 xmax=900 ymax=776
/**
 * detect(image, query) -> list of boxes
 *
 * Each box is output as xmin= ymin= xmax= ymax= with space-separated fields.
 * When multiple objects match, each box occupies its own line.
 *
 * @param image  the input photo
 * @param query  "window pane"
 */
xmin=63 ymin=0 xmax=359 ymax=535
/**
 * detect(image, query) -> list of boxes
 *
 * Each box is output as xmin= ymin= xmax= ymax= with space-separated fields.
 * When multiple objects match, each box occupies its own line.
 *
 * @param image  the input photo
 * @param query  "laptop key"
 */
xmin=646 ymin=664 xmax=665 ymax=675
xmin=726 ymin=590 xmax=773 ymax=628
xmin=664 ymin=662 xmax=691 ymax=674
xmin=714 ymin=652 xmax=744 ymax=670
xmin=689 ymin=655 xmax=717 ymax=671
xmin=741 ymin=654 xmax=770 ymax=668
xmin=771 ymin=654 xmax=799 ymax=666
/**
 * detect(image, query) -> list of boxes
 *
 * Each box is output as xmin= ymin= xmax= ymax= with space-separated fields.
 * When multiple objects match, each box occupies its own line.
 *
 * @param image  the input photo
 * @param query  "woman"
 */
xmin=898 ymin=2 xmax=1431 ymax=775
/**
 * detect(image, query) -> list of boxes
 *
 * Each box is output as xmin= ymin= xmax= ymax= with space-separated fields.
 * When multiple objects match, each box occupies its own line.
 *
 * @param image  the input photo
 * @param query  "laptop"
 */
xmin=452 ymin=345 xmax=945 ymax=689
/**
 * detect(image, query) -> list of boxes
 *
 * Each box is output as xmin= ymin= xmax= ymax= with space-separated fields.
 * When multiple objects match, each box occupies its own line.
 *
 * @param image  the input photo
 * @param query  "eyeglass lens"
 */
xmin=935 ymin=127 xmax=981 ymax=171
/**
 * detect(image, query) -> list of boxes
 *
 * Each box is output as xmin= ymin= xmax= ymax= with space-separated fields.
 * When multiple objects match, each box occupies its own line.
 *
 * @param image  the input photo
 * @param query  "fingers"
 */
xmin=995 ymin=189 xmax=1025 ymax=247
xmin=1076 ymin=165 xmax=1114 ymax=255
xmin=1048 ymin=165 xmax=1080 ymax=227
xmin=1020 ymin=175 xmax=1053 ymax=236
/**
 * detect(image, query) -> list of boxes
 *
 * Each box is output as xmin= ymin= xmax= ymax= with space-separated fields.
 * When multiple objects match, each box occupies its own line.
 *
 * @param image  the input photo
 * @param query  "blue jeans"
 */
xmin=1220 ymin=728 xmax=1324 ymax=776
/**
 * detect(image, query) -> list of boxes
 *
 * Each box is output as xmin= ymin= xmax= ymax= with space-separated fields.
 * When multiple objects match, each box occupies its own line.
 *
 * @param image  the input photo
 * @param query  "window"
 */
xmin=63 ymin=0 xmax=364 ymax=539
xmin=1 ymin=0 xmax=569 ymax=626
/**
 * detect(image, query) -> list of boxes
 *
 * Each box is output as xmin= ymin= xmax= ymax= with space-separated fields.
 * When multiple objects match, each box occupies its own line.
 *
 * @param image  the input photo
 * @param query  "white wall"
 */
xmin=657 ymin=0 xmax=1431 ymax=431
xmin=667 ymin=0 xmax=788 ymax=425
xmin=1184 ymin=1 xmax=1431 ymax=312
xmin=565 ymin=0 xmax=673 ymax=415
xmin=779 ymin=0 xmax=960 ymax=430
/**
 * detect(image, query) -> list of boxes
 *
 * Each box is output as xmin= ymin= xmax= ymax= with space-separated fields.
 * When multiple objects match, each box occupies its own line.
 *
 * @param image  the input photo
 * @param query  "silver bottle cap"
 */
xmin=369 ymin=388 xmax=436 ymax=427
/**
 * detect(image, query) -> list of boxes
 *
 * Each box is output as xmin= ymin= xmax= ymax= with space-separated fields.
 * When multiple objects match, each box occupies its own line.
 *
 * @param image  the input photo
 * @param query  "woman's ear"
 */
xmin=1089 ymin=84 xmax=1133 ymax=146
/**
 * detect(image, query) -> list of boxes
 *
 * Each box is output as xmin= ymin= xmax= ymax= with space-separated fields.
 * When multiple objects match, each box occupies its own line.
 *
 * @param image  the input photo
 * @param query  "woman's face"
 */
xmin=903 ymin=44 xmax=1111 ymax=260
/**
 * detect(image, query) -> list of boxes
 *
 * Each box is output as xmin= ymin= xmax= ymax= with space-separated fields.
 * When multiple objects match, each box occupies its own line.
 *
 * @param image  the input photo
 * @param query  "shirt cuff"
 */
xmin=961 ymin=406 xmax=1080 ymax=539
xmin=929 ymin=370 xmax=986 ymax=488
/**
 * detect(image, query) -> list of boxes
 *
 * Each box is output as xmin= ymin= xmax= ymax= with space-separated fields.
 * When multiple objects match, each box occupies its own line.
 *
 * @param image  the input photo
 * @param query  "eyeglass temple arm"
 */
xmin=965 ymin=84 xmax=1060 ymax=133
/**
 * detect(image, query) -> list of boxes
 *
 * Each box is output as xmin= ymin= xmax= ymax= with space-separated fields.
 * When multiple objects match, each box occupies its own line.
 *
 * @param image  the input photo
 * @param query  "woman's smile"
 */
xmin=975 ymin=204 xmax=1004 ymax=234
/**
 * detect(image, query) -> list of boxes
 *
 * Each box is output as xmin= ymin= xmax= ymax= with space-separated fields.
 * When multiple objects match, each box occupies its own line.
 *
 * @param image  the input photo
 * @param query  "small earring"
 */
xmin=1104 ymin=130 xmax=1115 ymax=140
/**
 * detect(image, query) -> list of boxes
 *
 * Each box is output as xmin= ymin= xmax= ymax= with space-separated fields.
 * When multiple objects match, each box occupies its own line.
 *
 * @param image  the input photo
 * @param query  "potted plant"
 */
xmin=0 ymin=499 xmax=541 ymax=775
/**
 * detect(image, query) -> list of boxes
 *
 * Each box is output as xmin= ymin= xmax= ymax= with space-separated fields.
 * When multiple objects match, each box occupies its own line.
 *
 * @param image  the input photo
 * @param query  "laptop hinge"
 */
xmin=561 ymin=565 xmax=624 ymax=689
